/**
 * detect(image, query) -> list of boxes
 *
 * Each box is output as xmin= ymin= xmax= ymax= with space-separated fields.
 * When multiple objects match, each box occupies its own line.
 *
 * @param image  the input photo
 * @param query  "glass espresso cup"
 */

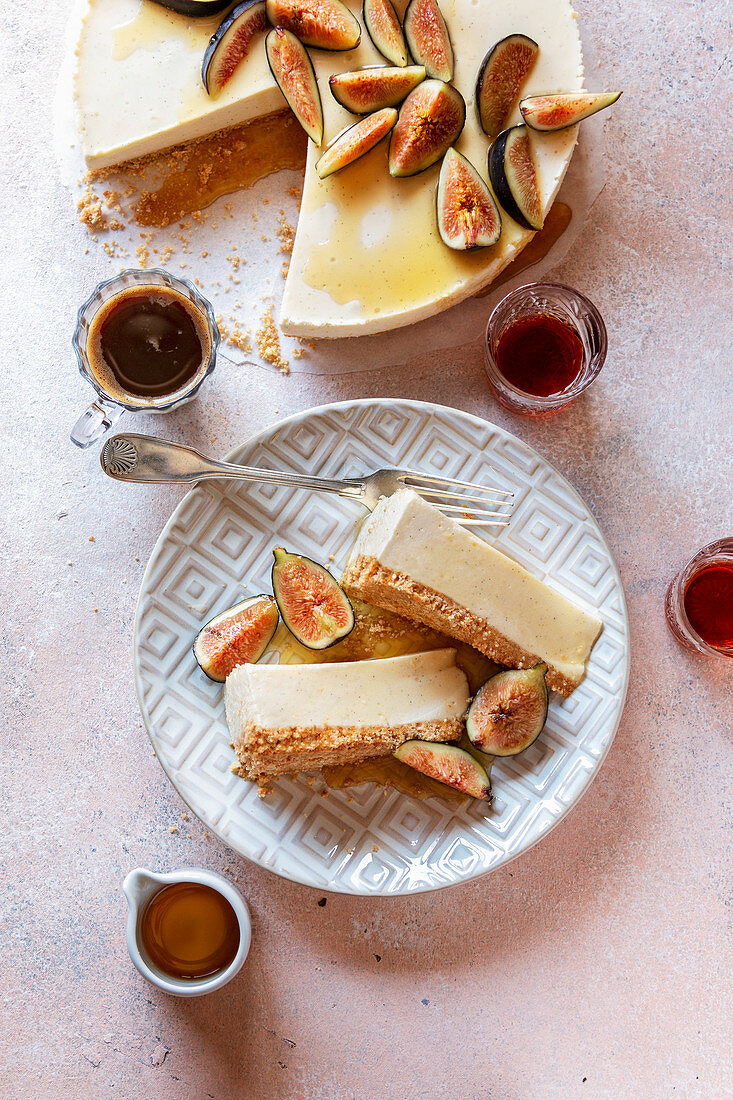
xmin=71 ymin=269 xmax=219 ymax=449
xmin=484 ymin=282 xmax=608 ymax=417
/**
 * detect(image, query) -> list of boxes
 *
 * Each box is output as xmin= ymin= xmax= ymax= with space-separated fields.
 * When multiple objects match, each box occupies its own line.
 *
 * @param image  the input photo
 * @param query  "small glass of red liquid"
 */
xmin=484 ymin=282 xmax=607 ymax=417
xmin=665 ymin=539 xmax=733 ymax=659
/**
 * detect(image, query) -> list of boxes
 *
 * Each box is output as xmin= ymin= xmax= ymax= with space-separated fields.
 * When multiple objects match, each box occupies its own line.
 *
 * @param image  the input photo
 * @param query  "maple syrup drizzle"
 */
xmin=140 ymin=883 xmax=240 ymax=981
xmin=133 ymin=111 xmax=307 ymax=228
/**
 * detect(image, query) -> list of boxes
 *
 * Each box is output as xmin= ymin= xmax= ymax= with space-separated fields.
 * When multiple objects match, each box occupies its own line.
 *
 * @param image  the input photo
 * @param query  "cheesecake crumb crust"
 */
xmin=232 ymin=717 xmax=463 ymax=781
xmin=342 ymin=555 xmax=581 ymax=697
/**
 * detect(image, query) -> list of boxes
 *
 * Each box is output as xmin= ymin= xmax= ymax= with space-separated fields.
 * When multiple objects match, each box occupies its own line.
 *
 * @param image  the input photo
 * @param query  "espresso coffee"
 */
xmin=87 ymin=284 xmax=210 ymax=402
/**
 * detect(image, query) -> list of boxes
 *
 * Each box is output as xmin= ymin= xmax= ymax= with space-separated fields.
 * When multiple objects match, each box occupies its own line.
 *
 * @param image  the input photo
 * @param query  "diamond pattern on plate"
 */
xmin=134 ymin=400 xmax=630 ymax=895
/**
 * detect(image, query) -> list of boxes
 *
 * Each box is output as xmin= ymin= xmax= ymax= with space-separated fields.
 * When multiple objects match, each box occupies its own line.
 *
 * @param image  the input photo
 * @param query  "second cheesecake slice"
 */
xmin=342 ymin=490 xmax=602 ymax=696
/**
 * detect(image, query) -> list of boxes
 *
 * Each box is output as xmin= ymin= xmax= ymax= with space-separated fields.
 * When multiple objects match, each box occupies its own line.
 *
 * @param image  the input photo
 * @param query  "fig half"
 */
xmin=389 ymin=79 xmax=465 ymax=177
xmin=475 ymin=34 xmax=539 ymax=137
xmin=202 ymin=0 xmax=269 ymax=97
xmin=466 ymin=663 xmax=548 ymax=757
xmin=520 ymin=91 xmax=622 ymax=131
xmin=403 ymin=0 xmax=453 ymax=82
xmin=193 ymin=595 xmax=279 ymax=682
xmin=266 ymin=27 xmax=324 ymax=144
xmin=272 ymin=548 xmax=355 ymax=649
xmin=436 ymin=147 xmax=502 ymax=250
xmin=329 ymin=65 xmax=425 ymax=113
xmin=363 ymin=0 xmax=408 ymax=66
xmin=394 ymin=741 xmax=492 ymax=801
xmin=266 ymin=0 xmax=361 ymax=50
xmin=488 ymin=124 xmax=543 ymax=230
xmin=316 ymin=108 xmax=397 ymax=177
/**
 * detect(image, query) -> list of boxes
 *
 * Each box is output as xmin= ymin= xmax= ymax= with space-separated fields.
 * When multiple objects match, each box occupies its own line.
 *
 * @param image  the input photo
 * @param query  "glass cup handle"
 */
xmin=70 ymin=397 xmax=124 ymax=450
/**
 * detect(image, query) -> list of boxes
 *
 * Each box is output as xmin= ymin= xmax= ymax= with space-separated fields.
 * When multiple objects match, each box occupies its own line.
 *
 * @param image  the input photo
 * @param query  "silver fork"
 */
xmin=100 ymin=433 xmax=513 ymax=527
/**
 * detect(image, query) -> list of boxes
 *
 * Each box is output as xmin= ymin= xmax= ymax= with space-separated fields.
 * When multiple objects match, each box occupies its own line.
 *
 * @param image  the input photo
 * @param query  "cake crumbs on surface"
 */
xmin=276 ymin=216 xmax=295 ymax=255
xmin=280 ymin=259 xmax=290 ymax=280
xmin=78 ymin=188 xmax=108 ymax=232
xmin=256 ymin=304 xmax=289 ymax=374
xmin=292 ymin=347 xmax=305 ymax=359
xmin=227 ymin=321 xmax=252 ymax=354
xmin=168 ymin=826 xmax=179 ymax=835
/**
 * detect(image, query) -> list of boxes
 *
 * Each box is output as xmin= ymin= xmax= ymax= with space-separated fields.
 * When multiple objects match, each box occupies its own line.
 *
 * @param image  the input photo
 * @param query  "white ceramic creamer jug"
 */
xmin=123 ymin=866 xmax=251 ymax=997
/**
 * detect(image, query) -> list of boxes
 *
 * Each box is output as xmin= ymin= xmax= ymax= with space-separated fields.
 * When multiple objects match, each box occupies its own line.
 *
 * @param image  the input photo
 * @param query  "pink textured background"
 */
xmin=1 ymin=0 xmax=731 ymax=1096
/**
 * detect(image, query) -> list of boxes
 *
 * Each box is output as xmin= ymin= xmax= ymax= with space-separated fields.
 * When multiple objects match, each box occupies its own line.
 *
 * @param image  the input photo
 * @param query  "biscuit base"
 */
xmin=233 ymin=717 xmax=463 ymax=781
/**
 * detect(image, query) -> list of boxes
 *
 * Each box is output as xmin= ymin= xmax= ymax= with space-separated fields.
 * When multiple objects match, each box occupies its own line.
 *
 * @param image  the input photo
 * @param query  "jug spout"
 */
xmin=123 ymin=867 xmax=164 ymax=913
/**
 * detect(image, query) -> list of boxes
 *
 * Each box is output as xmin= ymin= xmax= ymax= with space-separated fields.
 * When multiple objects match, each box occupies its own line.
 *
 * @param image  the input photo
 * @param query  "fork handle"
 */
xmin=100 ymin=433 xmax=367 ymax=498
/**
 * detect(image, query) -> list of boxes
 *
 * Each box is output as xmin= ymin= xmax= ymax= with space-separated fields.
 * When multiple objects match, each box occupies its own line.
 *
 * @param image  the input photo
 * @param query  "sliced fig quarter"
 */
xmin=329 ymin=65 xmax=425 ymax=114
xmin=394 ymin=741 xmax=492 ymax=801
xmin=272 ymin=547 xmax=355 ymax=649
xmin=437 ymin=147 xmax=502 ymax=250
xmin=316 ymin=108 xmax=397 ymax=178
xmin=466 ymin=663 xmax=548 ymax=757
xmin=266 ymin=0 xmax=361 ymax=50
xmin=488 ymin=124 xmax=543 ymax=231
xmin=389 ymin=79 xmax=465 ymax=177
xmin=363 ymin=0 xmax=408 ymax=66
xmin=476 ymin=34 xmax=539 ymax=137
xmin=266 ymin=27 xmax=324 ymax=144
xmin=403 ymin=0 xmax=453 ymax=82
xmin=202 ymin=0 xmax=269 ymax=97
xmin=193 ymin=595 xmax=279 ymax=682
xmin=520 ymin=90 xmax=622 ymax=131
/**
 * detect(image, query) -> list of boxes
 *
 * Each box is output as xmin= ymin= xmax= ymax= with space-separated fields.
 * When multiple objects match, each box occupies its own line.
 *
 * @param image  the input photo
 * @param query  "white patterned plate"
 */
xmin=134 ymin=400 xmax=629 ymax=895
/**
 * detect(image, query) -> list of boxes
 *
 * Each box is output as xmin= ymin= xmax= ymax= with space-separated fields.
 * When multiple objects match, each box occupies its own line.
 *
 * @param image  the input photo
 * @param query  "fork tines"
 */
xmin=400 ymin=472 xmax=513 ymax=528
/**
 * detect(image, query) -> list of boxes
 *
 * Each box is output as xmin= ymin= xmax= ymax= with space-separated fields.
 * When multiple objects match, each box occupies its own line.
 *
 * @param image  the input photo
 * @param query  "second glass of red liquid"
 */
xmin=665 ymin=539 xmax=733 ymax=659
xmin=484 ymin=282 xmax=608 ymax=416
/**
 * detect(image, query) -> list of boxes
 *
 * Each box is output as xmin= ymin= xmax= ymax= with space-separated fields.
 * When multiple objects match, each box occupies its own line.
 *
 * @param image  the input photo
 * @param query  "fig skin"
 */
xmin=272 ymin=548 xmax=355 ymax=649
xmin=316 ymin=108 xmax=398 ymax=178
xmin=475 ymin=34 xmax=539 ymax=137
xmin=151 ymin=0 xmax=233 ymax=15
xmin=403 ymin=0 xmax=453 ymax=82
xmin=436 ymin=147 xmax=502 ymax=250
xmin=363 ymin=0 xmax=408 ymax=66
xmin=266 ymin=27 xmax=324 ymax=144
xmin=202 ymin=0 xmax=269 ymax=97
xmin=466 ymin=663 xmax=549 ymax=757
xmin=329 ymin=65 xmax=426 ymax=114
xmin=193 ymin=595 xmax=279 ymax=682
xmin=519 ymin=91 xmax=622 ymax=131
xmin=388 ymin=79 xmax=466 ymax=177
xmin=488 ymin=124 xmax=543 ymax=231
xmin=266 ymin=0 xmax=361 ymax=50
xmin=394 ymin=740 xmax=492 ymax=801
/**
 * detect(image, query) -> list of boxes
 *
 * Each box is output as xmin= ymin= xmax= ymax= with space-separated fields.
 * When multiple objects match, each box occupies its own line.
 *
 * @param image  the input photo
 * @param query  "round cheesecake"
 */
xmin=74 ymin=0 xmax=583 ymax=338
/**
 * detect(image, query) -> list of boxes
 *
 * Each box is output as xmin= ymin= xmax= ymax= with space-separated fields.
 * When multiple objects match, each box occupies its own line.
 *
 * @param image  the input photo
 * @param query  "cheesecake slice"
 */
xmin=225 ymin=648 xmax=469 ymax=780
xmin=342 ymin=491 xmax=602 ymax=696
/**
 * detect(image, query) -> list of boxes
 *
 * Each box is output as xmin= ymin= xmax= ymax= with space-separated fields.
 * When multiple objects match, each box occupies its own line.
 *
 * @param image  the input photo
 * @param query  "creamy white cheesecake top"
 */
xmin=347 ymin=491 xmax=602 ymax=684
xmin=280 ymin=0 xmax=583 ymax=336
xmin=224 ymin=648 xmax=469 ymax=731
xmin=74 ymin=0 xmax=583 ymax=338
